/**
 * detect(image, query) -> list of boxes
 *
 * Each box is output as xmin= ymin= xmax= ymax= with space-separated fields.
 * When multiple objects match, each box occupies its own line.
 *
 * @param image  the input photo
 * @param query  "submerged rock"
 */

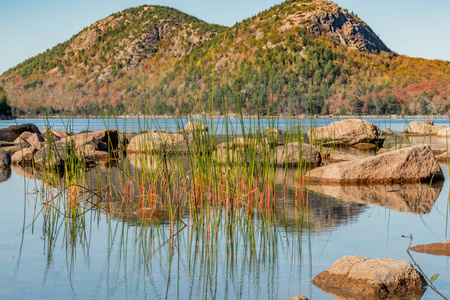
xmin=307 ymin=119 xmax=384 ymax=146
xmin=312 ymin=255 xmax=425 ymax=298
xmin=410 ymin=241 xmax=450 ymax=257
xmin=308 ymin=144 xmax=444 ymax=185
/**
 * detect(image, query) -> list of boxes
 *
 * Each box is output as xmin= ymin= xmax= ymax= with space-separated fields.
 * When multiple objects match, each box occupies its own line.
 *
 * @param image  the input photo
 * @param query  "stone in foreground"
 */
xmin=312 ymin=255 xmax=425 ymax=298
xmin=308 ymin=144 xmax=444 ymax=184
xmin=410 ymin=241 xmax=450 ymax=257
xmin=307 ymin=119 xmax=384 ymax=146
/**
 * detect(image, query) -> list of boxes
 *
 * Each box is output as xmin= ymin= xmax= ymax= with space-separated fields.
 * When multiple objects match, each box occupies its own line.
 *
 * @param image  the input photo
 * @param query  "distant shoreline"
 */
xmin=9 ymin=114 xmax=450 ymax=120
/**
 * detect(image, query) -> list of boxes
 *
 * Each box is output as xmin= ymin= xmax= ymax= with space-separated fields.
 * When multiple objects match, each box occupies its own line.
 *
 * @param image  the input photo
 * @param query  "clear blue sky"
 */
xmin=0 ymin=0 xmax=449 ymax=74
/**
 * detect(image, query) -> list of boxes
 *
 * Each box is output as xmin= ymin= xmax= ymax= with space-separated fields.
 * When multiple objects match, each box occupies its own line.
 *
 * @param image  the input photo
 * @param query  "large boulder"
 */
xmin=0 ymin=123 xmax=40 ymax=142
xmin=0 ymin=149 xmax=11 ymax=168
xmin=312 ymin=255 xmax=425 ymax=298
xmin=307 ymin=119 xmax=384 ymax=146
xmin=127 ymin=132 xmax=185 ymax=154
xmin=308 ymin=144 xmax=444 ymax=185
xmin=405 ymin=120 xmax=447 ymax=136
xmin=272 ymin=142 xmax=321 ymax=167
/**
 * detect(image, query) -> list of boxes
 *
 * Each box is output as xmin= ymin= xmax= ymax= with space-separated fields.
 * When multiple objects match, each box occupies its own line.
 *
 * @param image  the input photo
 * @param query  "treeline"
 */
xmin=0 ymin=86 xmax=12 ymax=117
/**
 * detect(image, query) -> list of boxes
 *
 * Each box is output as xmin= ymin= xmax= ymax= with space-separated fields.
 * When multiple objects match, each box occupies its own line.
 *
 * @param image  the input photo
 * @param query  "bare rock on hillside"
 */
xmin=308 ymin=144 xmax=444 ymax=185
xmin=284 ymin=0 xmax=390 ymax=52
xmin=312 ymin=255 xmax=425 ymax=298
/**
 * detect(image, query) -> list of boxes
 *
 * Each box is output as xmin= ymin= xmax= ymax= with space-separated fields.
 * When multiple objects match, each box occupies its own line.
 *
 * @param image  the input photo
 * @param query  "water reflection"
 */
xmin=307 ymin=182 xmax=443 ymax=214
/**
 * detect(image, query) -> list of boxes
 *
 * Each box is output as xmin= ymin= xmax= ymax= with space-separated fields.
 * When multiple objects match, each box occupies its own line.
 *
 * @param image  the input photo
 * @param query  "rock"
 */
xmin=410 ymin=241 xmax=450 ymax=257
xmin=13 ymin=131 xmax=33 ymax=144
xmin=233 ymin=137 xmax=269 ymax=150
xmin=328 ymin=152 xmax=363 ymax=163
xmin=74 ymin=129 xmax=119 ymax=150
xmin=290 ymin=296 xmax=308 ymax=300
xmin=184 ymin=121 xmax=208 ymax=133
xmin=308 ymin=182 xmax=442 ymax=214
xmin=11 ymin=147 xmax=38 ymax=165
xmin=1 ymin=144 xmax=30 ymax=155
xmin=437 ymin=127 xmax=450 ymax=137
xmin=424 ymin=119 xmax=434 ymax=125
xmin=272 ymin=142 xmax=321 ymax=167
xmin=265 ymin=127 xmax=282 ymax=135
xmin=33 ymin=142 xmax=67 ymax=172
xmin=127 ymin=131 xmax=185 ymax=154
xmin=25 ymin=133 xmax=46 ymax=150
xmin=435 ymin=151 xmax=450 ymax=162
xmin=376 ymin=148 xmax=388 ymax=155
xmin=0 ymin=149 xmax=11 ymax=168
xmin=407 ymin=120 xmax=446 ymax=136
xmin=213 ymin=148 xmax=248 ymax=165
xmin=389 ymin=143 xmax=448 ymax=156
xmin=0 ymin=167 xmax=11 ymax=183
xmin=351 ymin=143 xmax=377 ymax=150
xmin=40 ymin=128 xmax=67 ymax=140
xmin=383 ymin=128 xmax=395 ymax=135
xmin=312 ymin=255 xmax=425 ymax=298
xmin=307 ymin=119 xmax=384 ymax=146
xmin=0 ymin=123 xmax=40 ymax=142
xmin=308 ymin=144 xmax=444 ymax=185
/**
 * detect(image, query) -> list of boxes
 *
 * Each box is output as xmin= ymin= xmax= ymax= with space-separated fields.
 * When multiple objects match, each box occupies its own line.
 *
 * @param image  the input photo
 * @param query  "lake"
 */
xmin=0 ymin=117 xmax=449 ymax=299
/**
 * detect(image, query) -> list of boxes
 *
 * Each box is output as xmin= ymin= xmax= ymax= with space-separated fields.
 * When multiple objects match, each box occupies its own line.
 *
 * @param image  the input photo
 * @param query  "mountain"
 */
xmin=1 ymin=0 xmax=449 ymax=116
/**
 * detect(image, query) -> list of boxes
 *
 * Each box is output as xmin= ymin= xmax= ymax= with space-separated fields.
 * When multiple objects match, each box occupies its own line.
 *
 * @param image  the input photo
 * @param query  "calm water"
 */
xmin=1 ymin=118 xmax=450 ymax=299
xmin=2 ymin=116 xmax=450 ymax=133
